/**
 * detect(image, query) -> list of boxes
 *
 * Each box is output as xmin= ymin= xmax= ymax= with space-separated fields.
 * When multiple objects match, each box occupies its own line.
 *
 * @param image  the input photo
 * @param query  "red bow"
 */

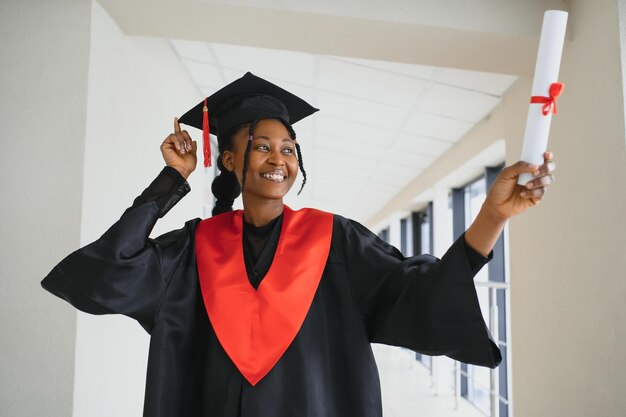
xmin=531 ymin=82 xmax=564 ymax=116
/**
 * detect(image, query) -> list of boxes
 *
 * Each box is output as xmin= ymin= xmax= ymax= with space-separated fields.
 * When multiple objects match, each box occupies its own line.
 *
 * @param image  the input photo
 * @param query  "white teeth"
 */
xmin=262 ymin=172 xmax=285 ymax=182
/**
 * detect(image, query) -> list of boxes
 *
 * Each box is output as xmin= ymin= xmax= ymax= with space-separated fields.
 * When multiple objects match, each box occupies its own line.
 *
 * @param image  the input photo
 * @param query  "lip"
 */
xmin=260 ymin=169 xmax=287 ymax=178
xmin=260 ymin=169 xmax=288 ymax=182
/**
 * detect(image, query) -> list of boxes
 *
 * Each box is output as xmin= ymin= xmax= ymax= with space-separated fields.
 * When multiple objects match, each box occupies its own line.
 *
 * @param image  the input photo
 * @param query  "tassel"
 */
xmin=203 ymin=98 xmax=212 ymax=167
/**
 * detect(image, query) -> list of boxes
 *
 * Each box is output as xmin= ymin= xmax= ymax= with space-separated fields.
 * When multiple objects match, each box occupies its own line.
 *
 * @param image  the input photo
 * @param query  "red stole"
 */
xmin=195 ymin=205 xmax=333 ymax=386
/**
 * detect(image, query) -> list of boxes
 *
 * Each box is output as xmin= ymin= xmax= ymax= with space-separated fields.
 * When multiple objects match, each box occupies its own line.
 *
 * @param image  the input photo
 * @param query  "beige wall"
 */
xmin=510 ymin=0 xmax=626 ymax=416
xmin=370 ymin=0 xmax=626 ymax=415
xmin=0 ymin=0 xmax=92 ymax=416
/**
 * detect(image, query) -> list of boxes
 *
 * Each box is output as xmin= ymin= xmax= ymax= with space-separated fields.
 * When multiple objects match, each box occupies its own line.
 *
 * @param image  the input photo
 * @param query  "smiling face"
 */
xmin=222 ymin=118 xmax=299 ymax=203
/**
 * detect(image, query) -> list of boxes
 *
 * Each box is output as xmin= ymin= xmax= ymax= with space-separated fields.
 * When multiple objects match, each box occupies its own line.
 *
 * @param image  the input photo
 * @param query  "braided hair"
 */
xmin=211 ymin=118 xmax=308 ymax=216
xmin=210 ymin=124 xmax=246 ymax=216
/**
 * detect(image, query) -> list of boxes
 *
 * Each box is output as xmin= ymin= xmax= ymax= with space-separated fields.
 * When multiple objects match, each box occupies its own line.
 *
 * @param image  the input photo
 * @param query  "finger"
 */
xmin=544 ymin=151 xmax=554 ymax=162
xmin=533 ymin=160 xmax=556 ymax=176
xmin=501 ymin=161 xmax=540 ymax=179
xmin=181 ymin=130 xmax=193 ymax=152
xmin=167 ymin=134 xmax=181 ymax=151
xmin=176 ymin=132 xmax=190 ymax=154
xmin=191 ymin=140 xmax=198 ymax=153
xmin=174 ymin=117 xmax=182 ymax=133
xmin=170 ymin=133 xmax=186 ymax=154
xmin=520 ymin=187 xmax=546 ymax=198
xmin=525 ymin=174 xmax=554 ymax=190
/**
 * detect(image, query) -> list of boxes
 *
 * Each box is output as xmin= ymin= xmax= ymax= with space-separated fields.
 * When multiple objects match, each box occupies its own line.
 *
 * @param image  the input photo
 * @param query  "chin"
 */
xmin=245 ymin=186 xmax=293 ymax=201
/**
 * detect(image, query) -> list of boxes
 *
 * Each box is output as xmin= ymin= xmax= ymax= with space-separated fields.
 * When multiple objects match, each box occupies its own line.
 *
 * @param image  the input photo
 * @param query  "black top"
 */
xmin=243 ymin=214 xmax=283 ymax=289
xmin=41 ymin=166 xmax=500 ymax=417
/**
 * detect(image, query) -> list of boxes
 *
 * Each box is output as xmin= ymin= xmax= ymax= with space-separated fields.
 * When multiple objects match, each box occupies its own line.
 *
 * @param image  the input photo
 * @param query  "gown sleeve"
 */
xmin=338 ymin=216 xmax=502 ymax=368
xmin=41 ymin=167 xmax=192 ymax=333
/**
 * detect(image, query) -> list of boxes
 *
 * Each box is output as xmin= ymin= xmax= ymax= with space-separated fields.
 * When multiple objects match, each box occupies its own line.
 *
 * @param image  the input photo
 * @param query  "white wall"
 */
xmin=0 ymin=1 xmax=91 ymax=416
xmin=74 ymin=2 xmax=204 ymax=416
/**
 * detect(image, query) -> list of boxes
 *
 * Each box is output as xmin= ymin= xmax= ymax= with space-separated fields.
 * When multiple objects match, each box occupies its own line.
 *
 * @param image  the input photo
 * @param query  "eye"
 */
xmin=255 ymin=144 xmax=270 ymax=152
xmin=282 ymin=148 xmax=294 ymax=154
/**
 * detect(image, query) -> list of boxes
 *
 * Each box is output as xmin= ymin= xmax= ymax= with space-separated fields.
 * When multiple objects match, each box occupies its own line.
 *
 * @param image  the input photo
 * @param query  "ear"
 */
xmin=222 ymin=150 xmax=235 ymax=172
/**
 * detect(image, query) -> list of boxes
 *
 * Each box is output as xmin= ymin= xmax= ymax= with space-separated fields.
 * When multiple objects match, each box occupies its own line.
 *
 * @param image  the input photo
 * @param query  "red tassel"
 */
xmin=203 ymin=98 xmax=212 ymax=167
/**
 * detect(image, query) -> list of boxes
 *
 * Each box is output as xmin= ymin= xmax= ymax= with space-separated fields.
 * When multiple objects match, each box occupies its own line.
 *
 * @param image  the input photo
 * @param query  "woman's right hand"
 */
xmin=160 ymin=117 xmax=197 ymax=179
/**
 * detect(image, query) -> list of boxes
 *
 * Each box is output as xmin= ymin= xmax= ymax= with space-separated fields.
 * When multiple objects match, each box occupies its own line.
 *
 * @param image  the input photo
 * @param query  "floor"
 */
xmin=373 ymin=344 xmax=485 ymax=417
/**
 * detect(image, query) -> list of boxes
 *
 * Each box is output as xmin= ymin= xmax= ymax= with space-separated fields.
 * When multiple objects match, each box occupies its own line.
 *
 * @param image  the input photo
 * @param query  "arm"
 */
xmin=41 ymin=118 xmax=199 ymax=332
xmin=339 ymin=216 xmax=500 ymax=368
xmin=342 ymin=153 xmax=556 ymax=366
xmin=41 ymin=167 xmax=191 ymax=332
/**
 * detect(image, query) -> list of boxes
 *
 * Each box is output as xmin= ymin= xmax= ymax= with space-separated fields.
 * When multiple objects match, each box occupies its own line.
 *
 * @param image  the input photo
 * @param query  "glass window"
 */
xmin=411 ymin=203 xmax=433 ymax=370
xmin=378 ymin=227 xmax=389 ymax=243
xmin=400 ymin=217 xmax=411 ymax=256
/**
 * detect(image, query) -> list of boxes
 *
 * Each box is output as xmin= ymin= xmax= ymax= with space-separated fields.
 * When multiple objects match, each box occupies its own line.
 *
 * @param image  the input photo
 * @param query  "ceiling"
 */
xmin=99 ymin=0 xmax=568 ymax=76
xmin=170 ymin=39 xmax=517 ymax=222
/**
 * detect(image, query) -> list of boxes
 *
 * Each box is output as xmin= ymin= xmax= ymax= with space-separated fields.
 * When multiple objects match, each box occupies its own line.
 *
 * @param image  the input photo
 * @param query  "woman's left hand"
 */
xmin=483 ymin=151 xmax=556 ymax=221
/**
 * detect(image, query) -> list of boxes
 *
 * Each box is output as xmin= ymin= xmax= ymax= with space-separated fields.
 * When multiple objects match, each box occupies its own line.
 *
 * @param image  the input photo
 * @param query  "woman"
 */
xmin=42 ymin=72 xmax=555 ymax=417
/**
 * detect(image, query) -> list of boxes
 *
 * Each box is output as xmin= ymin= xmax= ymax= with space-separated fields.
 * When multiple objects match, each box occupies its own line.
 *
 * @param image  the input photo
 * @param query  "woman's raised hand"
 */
xmin=160 ymin=117 xmax=197 ymax=179
xmin=483 ymin=151 xmax=556 ymax=221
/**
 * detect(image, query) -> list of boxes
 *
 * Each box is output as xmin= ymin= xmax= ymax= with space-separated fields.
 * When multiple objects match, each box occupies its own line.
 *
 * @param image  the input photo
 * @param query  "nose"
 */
xmin=267 ymin=148 xmax=286 ymax=166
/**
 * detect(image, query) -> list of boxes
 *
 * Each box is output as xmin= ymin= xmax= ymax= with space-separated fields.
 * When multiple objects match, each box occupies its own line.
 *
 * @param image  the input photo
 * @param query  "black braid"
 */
xmin=241 ymin=118 xmax=260 ymax=194
xmin=283 ymin=123 xmax=307 ymax=195
xmin=210 ymin=154 xmax=241 ymax=216
xmin=210 ymin=124 xmax=248 ymax=216
xmin=294 ymin=142 xmax=307 ymax=195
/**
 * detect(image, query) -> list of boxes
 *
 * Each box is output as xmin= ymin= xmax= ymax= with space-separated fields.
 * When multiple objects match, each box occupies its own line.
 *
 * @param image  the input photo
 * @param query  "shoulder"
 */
xmin=330 ymin=213 xmax=374 ymax=237
xmin=291 ymin=208 xmax=372 ymax=234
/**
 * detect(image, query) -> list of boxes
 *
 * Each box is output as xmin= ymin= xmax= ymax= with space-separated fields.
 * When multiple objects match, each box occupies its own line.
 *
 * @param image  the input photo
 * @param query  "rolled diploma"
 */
xmin=518 ymin=10 xmax=568 ymax=186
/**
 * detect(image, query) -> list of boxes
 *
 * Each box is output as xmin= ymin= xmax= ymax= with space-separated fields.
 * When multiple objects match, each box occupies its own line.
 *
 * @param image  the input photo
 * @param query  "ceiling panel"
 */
xmin=403 ymin=111 xmax=473 ymax=141
xmin=315 ymin=115 xmax=395 ymax=147
xmin=391 ymin=133 xmax=453 ymax=157
xmin=211 ymin=43 xmax=315 ymax=85
xmin=182 ymin=60 xmax=224 ymax=89
xmin=418 ymin=83 xmax=501 ymax=123
xmin=170 ymin=39 xmax=214 ymax=62
xmin=381 ymin=148 xmax=434 ymax=169
xmin=318 ymin=91 xmax=409 ymax=129
xmin=335 ymin=56 xmax=436 ymax=80
xmin=318 ymin=57 xmax=429 ymax=108
xmin=437 ymin=67 xmax=518 ymax=96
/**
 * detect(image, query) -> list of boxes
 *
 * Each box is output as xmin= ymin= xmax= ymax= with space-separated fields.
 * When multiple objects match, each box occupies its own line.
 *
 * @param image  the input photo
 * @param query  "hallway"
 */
xmin=374 ymin=345 xmax=484 ymax=417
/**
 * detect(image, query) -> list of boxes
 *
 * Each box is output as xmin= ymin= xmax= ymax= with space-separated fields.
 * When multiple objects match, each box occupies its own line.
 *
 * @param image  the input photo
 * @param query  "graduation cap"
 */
xmin=179 ymin=72 xmax=319 ymax=168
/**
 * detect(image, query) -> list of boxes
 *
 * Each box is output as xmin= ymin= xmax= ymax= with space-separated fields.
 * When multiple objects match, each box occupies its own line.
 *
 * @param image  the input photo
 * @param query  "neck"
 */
xmin=242 ymin=195 xmax=284 ymax=227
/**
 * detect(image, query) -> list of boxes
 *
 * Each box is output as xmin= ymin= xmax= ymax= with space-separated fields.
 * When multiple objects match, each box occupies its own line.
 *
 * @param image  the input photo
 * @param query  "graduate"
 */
xmin=42 ymin=72 xmax=555 ymax=417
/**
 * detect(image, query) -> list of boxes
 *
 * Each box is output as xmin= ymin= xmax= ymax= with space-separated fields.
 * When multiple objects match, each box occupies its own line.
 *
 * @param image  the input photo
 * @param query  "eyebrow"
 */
xmin=255 ymin=136 xmax=293 ymax=142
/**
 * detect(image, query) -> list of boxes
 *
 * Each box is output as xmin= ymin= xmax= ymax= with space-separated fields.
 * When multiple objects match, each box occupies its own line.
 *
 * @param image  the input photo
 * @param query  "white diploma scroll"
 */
xmin=518 ymin=10 xmax=568 ymax=186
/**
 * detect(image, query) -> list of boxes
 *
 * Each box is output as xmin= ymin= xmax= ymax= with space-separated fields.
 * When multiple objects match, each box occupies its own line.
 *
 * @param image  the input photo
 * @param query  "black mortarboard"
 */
xmin=179 ymin=72 xmax=319 ymax=167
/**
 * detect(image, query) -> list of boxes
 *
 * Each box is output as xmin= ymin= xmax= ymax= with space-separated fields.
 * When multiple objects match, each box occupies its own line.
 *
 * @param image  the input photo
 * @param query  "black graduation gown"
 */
xmin=41 ymin=167 xmax=501 ymax=417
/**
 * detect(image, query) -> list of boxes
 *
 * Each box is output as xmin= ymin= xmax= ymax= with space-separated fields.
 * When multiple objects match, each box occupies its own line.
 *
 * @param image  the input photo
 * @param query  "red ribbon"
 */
xmin=530 ymin=82 xmax=564 ymax=116
xmin=202 ymin=97 xmax=212 ymax=167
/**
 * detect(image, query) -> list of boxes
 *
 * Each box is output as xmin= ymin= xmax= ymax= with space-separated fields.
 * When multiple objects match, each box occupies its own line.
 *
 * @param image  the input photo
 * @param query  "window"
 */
xmin=399 ymin=217 xmax=411 ymax=257
xmin=378 ymin=227 xmax=389 ymax=243
xmin=452 ymin=166 xmax=510 ymax=417
xmin=411 ymin=203 xmax=434 ymax=370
